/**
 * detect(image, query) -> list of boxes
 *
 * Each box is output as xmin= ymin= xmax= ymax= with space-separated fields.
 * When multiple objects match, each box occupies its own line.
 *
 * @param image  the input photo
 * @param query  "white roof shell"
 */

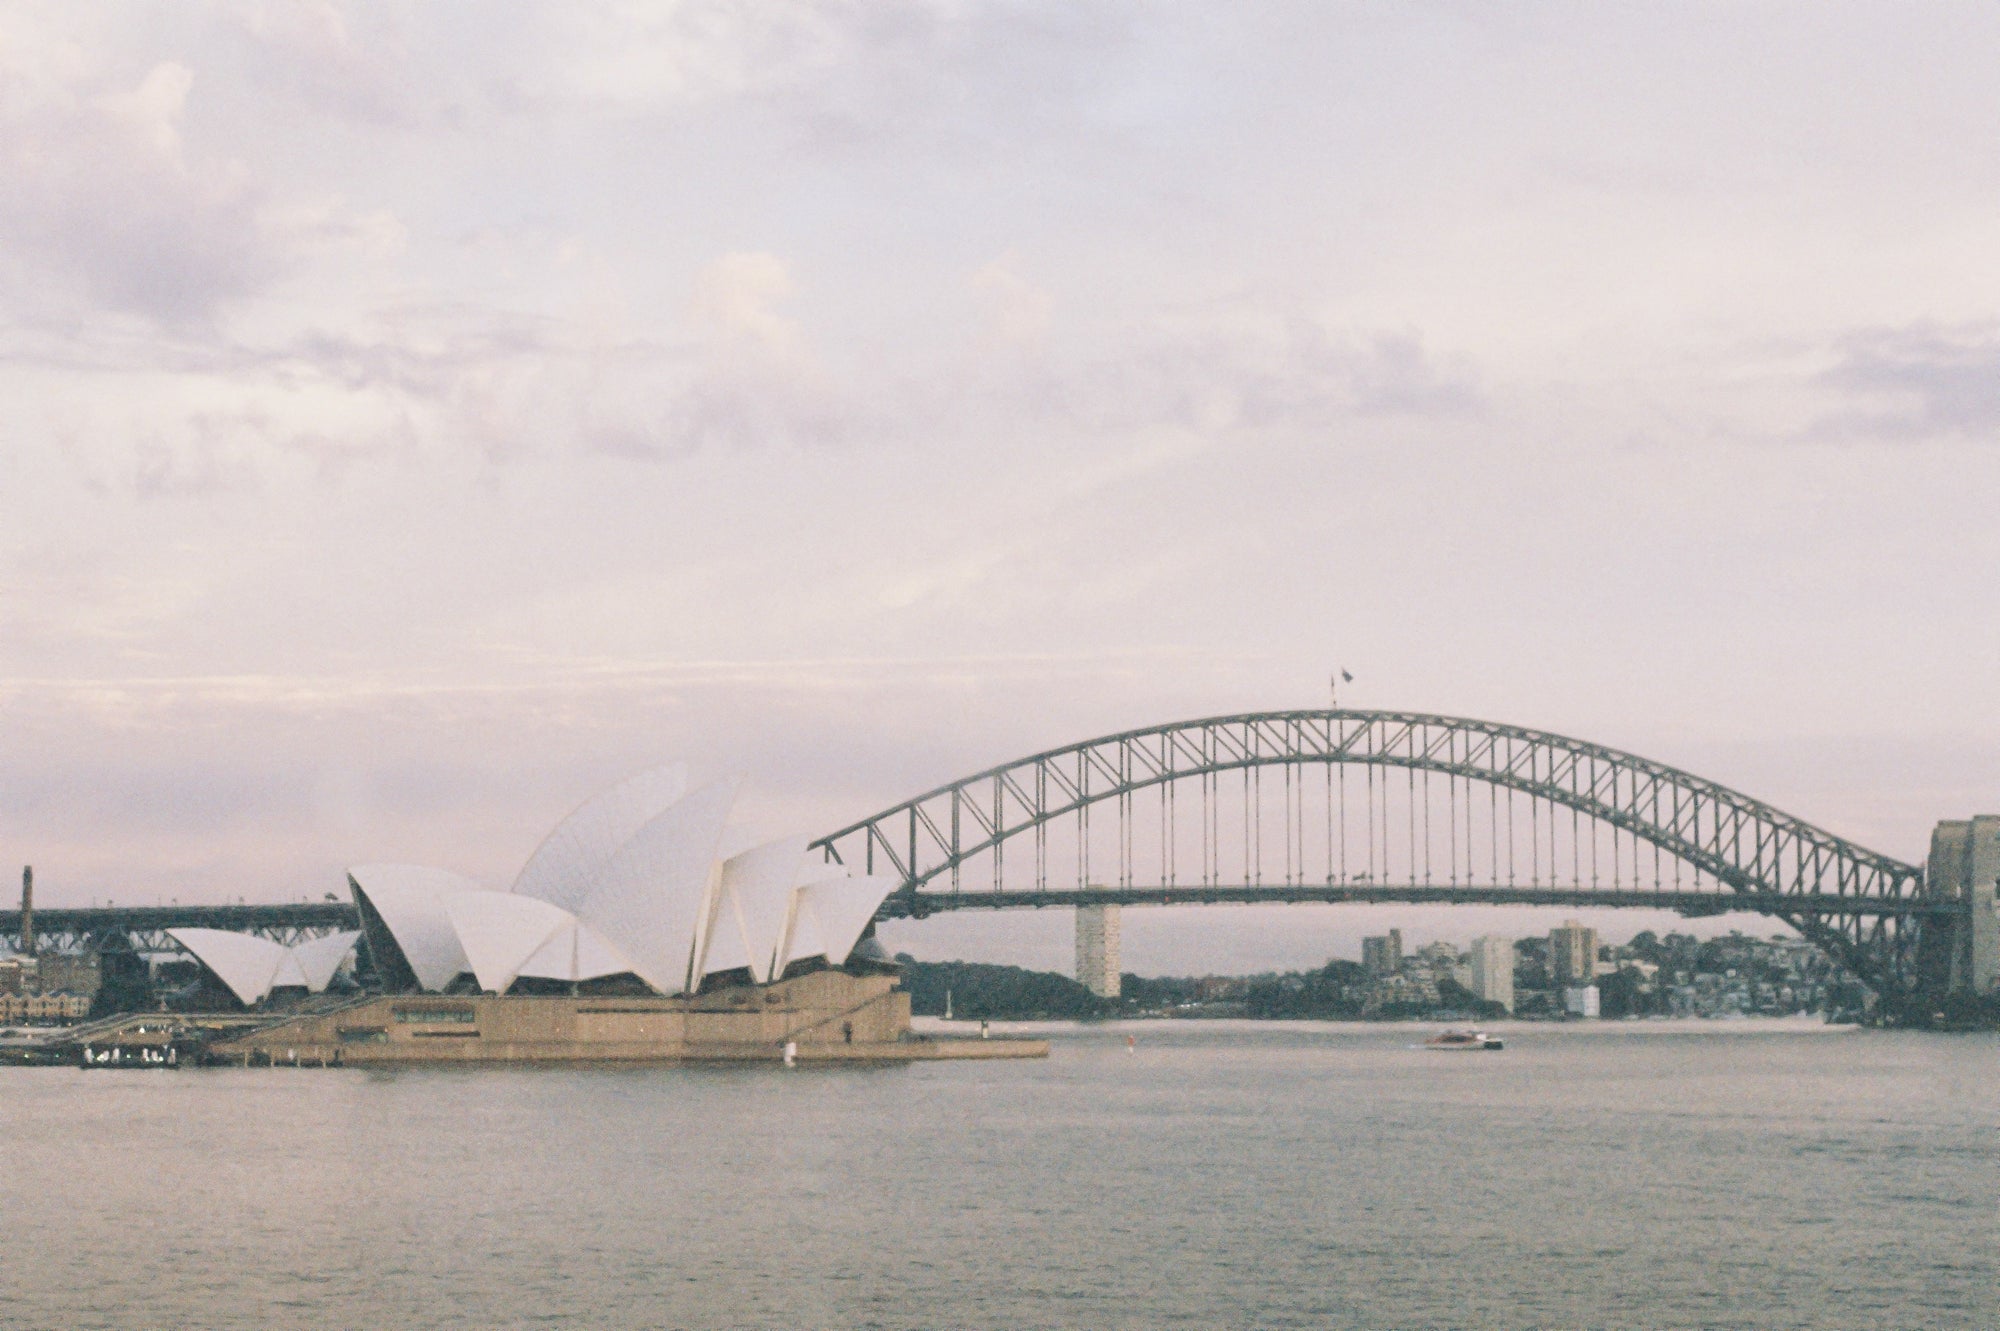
xmin=168 ymin=929 xmax=287 ymax=1006
xmin=343 ymin=766 xmax=884 ymax=998
xmin=169 ymin=928 xmax=360 ymax=1006
xmin=807 ymin=874 xmax=900 ymax=966
xmin=515 ymin=919 xmax=635 ymax=984
xmin=511 ymin=763 xmax=689 ymax=914
xmin=445 ymin=892 xmax=573 ymax=996
xmin=699 ymin=836 xmax=809 ymax=983
xmin=349 ymin=864 xmax=483 ymax=992
xmin=570 ymin=777 xmax=739 ymax=995
xmin=773 ymin=871 xmax=898 ymax=976
xmin=432 ymin=891 xmax=639 ymax=993
xmin=290 ymin=930 xmax=362 ymax=991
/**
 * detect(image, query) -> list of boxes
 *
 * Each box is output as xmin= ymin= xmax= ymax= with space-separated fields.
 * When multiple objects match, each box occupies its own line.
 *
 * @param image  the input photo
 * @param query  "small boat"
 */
xmin=1424 ymin=1028 xmax=1503 ymax=1051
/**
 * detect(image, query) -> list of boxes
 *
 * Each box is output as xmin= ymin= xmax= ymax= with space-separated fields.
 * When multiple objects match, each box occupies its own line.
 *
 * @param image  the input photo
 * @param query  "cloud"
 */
xmin=8 ymin=286 xmax=1476 ymax=501
xmin=499 ymin=0 xmax=1139 ymax=161
xmin=0 ymin=50 xmax=280 ymax=323
xmin=1812 ymin=323 xmax=2000 ymax=444
xmin=219 ymin=2 xmax=430 ymax=128
xmin=590 ymin=251 xmax=855 ymax=458
xmin=973 ymin=308 xmax=1483 ymax=438
xmin=544 ymin=0 xmax=861 ymax=110
xmin=687 ymin=251 xmax=801 ymax=350
xmin=969 ymin=257 xmax=1054 ymax=346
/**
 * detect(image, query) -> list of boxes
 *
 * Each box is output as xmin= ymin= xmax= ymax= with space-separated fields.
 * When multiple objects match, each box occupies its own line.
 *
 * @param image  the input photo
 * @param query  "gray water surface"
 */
xmin=4 ymin=1019 xmax=1995 ymax=1329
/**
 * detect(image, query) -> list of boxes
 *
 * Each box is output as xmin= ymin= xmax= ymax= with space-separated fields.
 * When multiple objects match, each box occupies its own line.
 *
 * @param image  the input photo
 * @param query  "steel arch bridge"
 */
xmin=810 ymin=710 xmax=1946 ymax=1001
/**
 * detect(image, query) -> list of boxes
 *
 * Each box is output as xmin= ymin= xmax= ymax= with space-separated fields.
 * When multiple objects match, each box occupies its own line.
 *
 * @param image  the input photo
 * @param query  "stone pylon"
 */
xmin=1916 ymin=817 xmax=2000 ymax=1006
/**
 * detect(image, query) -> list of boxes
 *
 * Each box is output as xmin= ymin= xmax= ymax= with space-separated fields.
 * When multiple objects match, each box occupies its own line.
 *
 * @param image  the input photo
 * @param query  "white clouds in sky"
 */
xmin=3 ymin=1 xmax=1998 ymax=971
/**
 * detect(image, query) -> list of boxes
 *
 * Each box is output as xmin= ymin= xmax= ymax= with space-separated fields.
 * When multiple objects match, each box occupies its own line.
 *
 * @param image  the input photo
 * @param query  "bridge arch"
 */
xmin=810 ymin=710 xmax=1931 ymax=997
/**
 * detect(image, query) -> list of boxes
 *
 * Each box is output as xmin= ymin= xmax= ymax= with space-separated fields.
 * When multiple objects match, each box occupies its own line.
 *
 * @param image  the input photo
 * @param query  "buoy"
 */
xmin=1126 ymin=1034 xmax=1136 ymax=1054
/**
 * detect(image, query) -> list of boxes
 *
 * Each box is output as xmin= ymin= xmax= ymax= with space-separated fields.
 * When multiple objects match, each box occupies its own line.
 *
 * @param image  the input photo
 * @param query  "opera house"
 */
xmin=193 ymin=766 xmax=1042 ymax=1064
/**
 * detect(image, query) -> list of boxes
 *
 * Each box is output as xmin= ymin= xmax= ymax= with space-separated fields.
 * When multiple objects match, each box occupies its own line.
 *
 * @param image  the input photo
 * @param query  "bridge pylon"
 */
xmin=1914 ymin=816 xmax=2000 ymax=1014
xmin=1075 ymin=903 xmax=1121 ymax=999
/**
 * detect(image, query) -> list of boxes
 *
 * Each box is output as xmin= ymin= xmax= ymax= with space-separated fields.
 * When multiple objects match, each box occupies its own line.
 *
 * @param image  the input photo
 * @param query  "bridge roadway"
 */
xmin=0 ymin=880 xmax=1952 ymax=950
xmin=1 ymin=901 xmax=356 ymax=951
xmin=878 ymin=883 xmax=1957 ymax=919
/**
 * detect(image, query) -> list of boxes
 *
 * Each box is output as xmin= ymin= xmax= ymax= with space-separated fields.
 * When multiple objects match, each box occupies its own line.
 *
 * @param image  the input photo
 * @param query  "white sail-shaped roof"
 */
xmin=170 ymin=928 xmax=361 ymax=1005
xmin=779 ymin=895 xmax=828 ymax=972
xmin=272 ymin=950 xmax=311 ymax=990
xmin=516 ymin=918 xmax=637 ymax=983
xmin=699 ymin=836 xmax=809 ymax=982
xmin=804 ymin=874 xmax=900 ymax=966
xmin=168 ymin=928 xmax=288 ymax=1006
xmin=511 ymin=763 xmax=690 ymax=914
xmin=573 ymin=777 xmax=740 ymax=994
xmin=349 ymin=864 xmax=482 ymax=992
xmin=773 ymin=866 xmax=842 ymax=973
xmin=774 ymin=871 xmax=898 ymax=976
xmin=445 ymin=892 xmax=572 ymax=995
xmin=290 ymin=930 xmax=362 ymax=991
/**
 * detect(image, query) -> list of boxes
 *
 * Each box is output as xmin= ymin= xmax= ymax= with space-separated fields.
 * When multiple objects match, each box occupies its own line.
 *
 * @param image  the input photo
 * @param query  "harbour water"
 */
xmin=4 ymin=1019 xmax=1996 ymax=1329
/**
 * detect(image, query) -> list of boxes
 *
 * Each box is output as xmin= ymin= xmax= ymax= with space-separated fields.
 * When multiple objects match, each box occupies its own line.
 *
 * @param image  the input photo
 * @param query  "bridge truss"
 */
xmin=0 ymin=903 xmax=356 ymax=957
xmin=811 ymin=710 xmax=1940 ymax=999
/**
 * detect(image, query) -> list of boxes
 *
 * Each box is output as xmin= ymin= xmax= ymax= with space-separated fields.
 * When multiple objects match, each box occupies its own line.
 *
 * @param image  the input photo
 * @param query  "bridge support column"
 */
xmin=1075 ymin=904 xmax=1121 ymax=1000
xmin=1923 ymin=817 xmax=2000 ymax=1001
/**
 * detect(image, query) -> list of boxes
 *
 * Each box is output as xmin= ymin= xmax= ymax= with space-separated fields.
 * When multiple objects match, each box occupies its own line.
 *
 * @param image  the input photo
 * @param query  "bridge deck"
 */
xmin=883 ymin=884 xmax=1953 ymax=918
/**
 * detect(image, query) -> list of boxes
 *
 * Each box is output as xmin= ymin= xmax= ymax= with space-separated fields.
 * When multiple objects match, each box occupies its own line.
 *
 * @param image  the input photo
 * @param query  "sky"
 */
xmin=3 ymin=1 xmax=1998 ymax=975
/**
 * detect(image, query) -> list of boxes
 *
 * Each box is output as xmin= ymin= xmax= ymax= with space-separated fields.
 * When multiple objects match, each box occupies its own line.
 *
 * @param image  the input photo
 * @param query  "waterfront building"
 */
xmin=1469 ymin=935 xmax=1514 ymax=1013
xmin=0 ymin=954 xmax=35 ymax=995
xmin=1415 ymin=940 xmax=1459 ymax=970
xmin=0 ymin=950 xmax=101 ymax=1024
xmin=1550 ymin=919 xmax=1598 ymax=986
xmin=1075 ymin=903 xmax=1121 ymax=999
xmin=1362 ymin=929 xmax=1403 ymax=977
xmin=1563 ymin=984 xmax=1600 ymax=1018
xmin=0 ymin=992 xmax=90 ymax=1023
xmin=1361 ymin=971 xmax=1436 ymax=1015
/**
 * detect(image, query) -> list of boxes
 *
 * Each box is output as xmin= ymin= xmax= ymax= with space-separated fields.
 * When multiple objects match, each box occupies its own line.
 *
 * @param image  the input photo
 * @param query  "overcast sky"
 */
xmin=4 ymin=2 xmax=1998 ymax=974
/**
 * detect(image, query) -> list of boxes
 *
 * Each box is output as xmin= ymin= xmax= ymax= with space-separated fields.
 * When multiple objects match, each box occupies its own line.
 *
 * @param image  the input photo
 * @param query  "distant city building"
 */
xmin=0 ymin=992 xmax=90 ymax=1024
xmin=1549 ymin=919 xmax=1598 ymax=986
xmin=1563 ymin=984 xmax=1600 ymax=1018
xmin=1469 ymin=935 xmax=1514 ymax=1013
xmin=1362 ymin=929 xmax=1403 ymax=977
xmin=1076 ymin=904 xmax=1121 ymax=999
xmin=0 ymin=955 xmax=33 ymax=996
xmin=1415 ymin=940 xmax=1457 ymax=968
xmin=0 ymin=950 xmax=100 ymax=1025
